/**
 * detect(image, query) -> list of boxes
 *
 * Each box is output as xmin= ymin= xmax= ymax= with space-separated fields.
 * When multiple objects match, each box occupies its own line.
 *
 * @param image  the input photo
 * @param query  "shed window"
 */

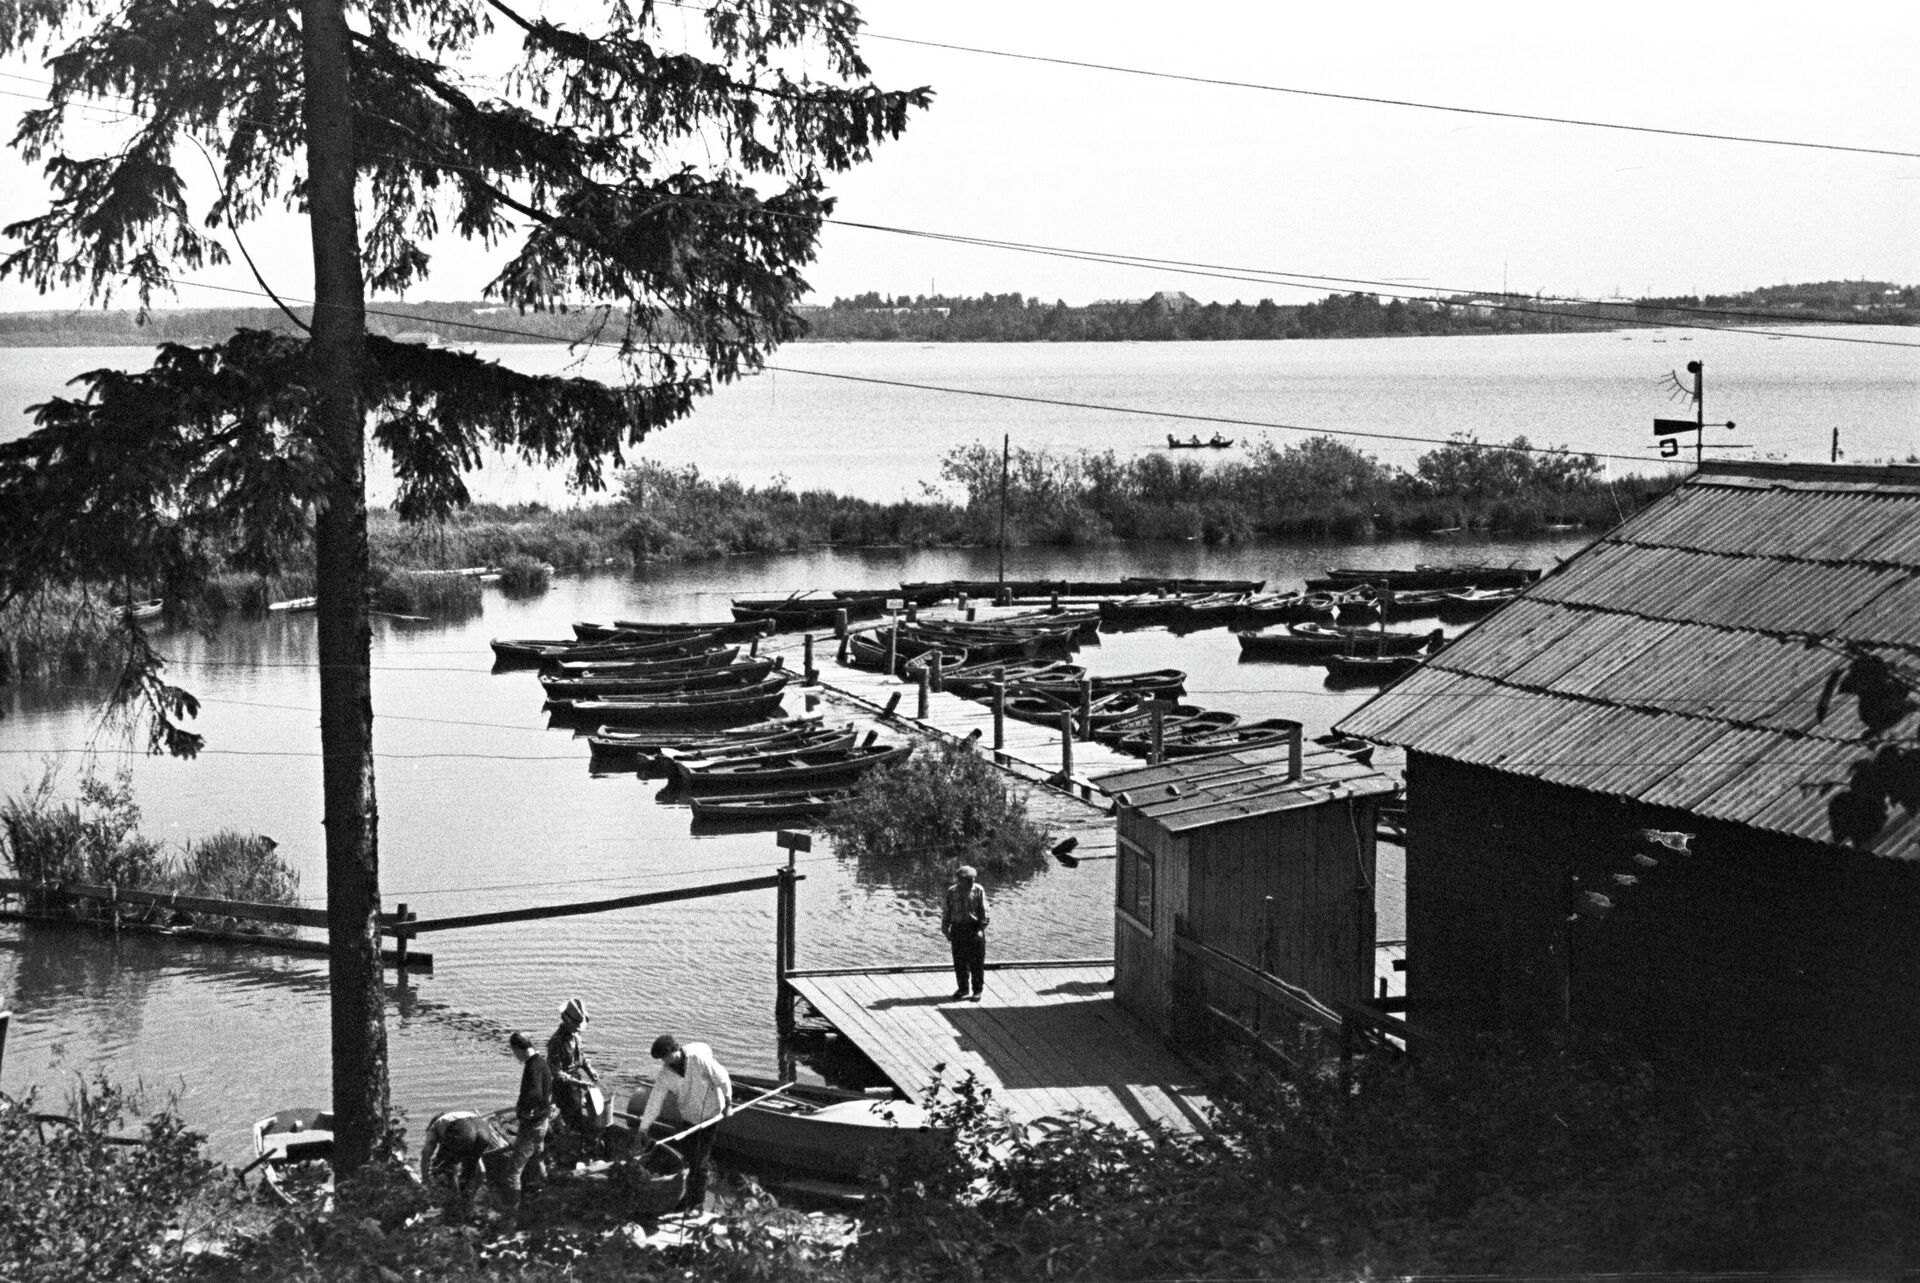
xmin=1118 ymin=836 xmax=1154 ymax=929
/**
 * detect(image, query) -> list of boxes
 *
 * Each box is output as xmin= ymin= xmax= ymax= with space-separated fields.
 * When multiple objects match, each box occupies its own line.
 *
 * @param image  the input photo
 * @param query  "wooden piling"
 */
xmin=929 ymin=651 xmax=944 ymax=692
xmin=395 ymin=902 xmax=410 ymax=977
xmin=1077 ymin=678 xmax=1094 ymax=741
xmin=992 ymin=682 xmax=1007 ymax=750
xmin=834 ymin=608 xmax=849 ymax=639
xmin=887 ymin=625 xmax=899 ymax=677
xmin=881 ymin=691 xmax=902 ymax=719
xmin=1058 ymin=709 xmax=1075 ymax=781
xmin=803 ymin=634 xmax=817 ymax=685
xmin=1150 ymin=701 xmax=1165 ymax=764
xmin=917 ymin=668 xmax=930 ymax=718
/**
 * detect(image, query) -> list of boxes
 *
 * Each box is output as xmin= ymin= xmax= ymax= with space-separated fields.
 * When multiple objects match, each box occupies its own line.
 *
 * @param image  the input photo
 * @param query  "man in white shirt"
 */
xmin=638 ymin=1033 xmax=732 ymax=1212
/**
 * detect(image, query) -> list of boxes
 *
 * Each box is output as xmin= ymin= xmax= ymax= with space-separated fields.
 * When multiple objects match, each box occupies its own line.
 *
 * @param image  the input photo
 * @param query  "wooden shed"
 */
xmin=1093 ymin=733 xmax=1400 ymax=1052
xmin=1338 ymin=461 xmax=1920 ymax=1081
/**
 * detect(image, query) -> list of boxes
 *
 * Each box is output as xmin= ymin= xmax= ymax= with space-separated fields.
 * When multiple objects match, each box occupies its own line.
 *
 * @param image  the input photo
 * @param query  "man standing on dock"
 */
xmin=505 ymin=1031 xmax=553 ymax=1207
xmin=639 ymin=1034 xmax=732 ymax=1214
xmin=943 ymin=864 xmax=990 ymax=1001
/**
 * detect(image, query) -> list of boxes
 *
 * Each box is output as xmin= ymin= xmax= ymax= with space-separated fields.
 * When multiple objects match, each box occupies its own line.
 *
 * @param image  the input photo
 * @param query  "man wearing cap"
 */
xmin=547 ymin=998 xmax=602 ymax=1141
xmin=637 ymin=1034 xmax=732 ymax=1212
xmin=419 ymin=1109 xmax=511 ymax=1203
xmin=941 ymin=864 xmax=989 ymax=1001
xmin=505 ymin=1031 xmax=553 ymax=1205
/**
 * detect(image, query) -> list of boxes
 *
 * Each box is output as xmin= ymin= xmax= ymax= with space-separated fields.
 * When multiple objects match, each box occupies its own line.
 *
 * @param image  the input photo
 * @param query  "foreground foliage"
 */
xmin=4 ymin=1038 xmax=1914 ymax=1281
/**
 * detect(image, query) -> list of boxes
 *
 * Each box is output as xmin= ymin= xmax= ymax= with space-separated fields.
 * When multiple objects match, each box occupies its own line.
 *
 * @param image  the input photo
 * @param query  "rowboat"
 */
xmin=573 ymin=618 xmax=774 ymax=644
xmin=1165 ymin=433 xmax=1233 ymax=449
xmin=1017 ymin=667 xmax=1188 ymax=700
xmin=671 ymin=742 xmax=912 ymax=792
xmin=1098 ymin=592 xmax=1210 ymax=629
xmin=1170 ymin=592 xmax=1250 ymax=632
xmin=548 ymin=646 xmax=741 ymax=676
xmin=586 ymin=716 xmax=824 ymax=762
xmin=1108 ymin=710 xmax=1243 ymax=756
xmin=687 ymin=788 xmax=855 ymax=824
xmin=1231 ymin=591 xmax=1335 ymax=630
xmin=622 ymin=1073 xmax=936 ymax=1182
xmin=1119 ymin=576 xmax=1264 ymax=595
xmin=1306 ymin=564 xmax=1541 ymax=592
xmin=252 ymin=1107 xmax=335 ymax=1208
xmin=1237 ymin=624 xmax=1442 ymax=661
xmin=733 ymin=595 xmax=889 ymax=628
xmin=1144 ymin=717 xmax=1307 ymax=758
xmin=540 ymin=658 xmax=780 ymax=699
xmin=942 ymin=659 xmax=1084 ymax=699
xmin=1375 ymin=588 xmax=1455 ymax=621
xmin=550 ymin=678 xmax=791 ymax=727
xmin=1439 ymin=586 xmax=1523 ymax=620
xmin=994 ymin=606 xmax=1103 ymax=643
xmin=1324 ymin=652 xmax=1426 ymax=685
xmin=590 ymin=722 xmax=845 ymax=770
xmin=490 ymin=631 xmax=720 ymax=666
xmin=657 ymin=730 xmax=863 ymax=782
xmin=1002 ymin=689 xmax=1168 ymax=731
xmin=888 ymin=624 xmax=1046 ymax=663
xmin=843 ymin=630 xmax=966 ymax=676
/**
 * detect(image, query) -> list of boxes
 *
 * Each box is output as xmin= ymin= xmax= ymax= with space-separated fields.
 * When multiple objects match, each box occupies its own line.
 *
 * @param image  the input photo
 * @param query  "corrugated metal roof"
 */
xmin=1339 ymin=462 xmax=1920 ymax=860
xmin=1093 ymin=741 xmax=1398 ymax=834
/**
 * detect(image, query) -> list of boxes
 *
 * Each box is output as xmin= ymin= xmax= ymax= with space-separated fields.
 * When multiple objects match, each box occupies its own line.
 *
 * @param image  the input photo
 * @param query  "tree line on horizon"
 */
xmin=5 ymin=279 xmax=1910 ymax=348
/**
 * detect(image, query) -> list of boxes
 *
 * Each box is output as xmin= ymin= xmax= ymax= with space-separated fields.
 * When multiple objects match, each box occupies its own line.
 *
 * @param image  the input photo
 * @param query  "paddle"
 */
xmin=648 ymin=1081 xmax=800 ymax=1150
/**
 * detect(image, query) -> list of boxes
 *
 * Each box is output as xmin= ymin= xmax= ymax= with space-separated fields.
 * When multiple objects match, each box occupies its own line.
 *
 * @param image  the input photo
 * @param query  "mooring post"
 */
xmin=750 ymin=637 xmax=760 ymax=658
xmin=917 ymin=666 xmax=931 ymax=718
xmin=1058 ymin=709 xmax=1075 ymax=782
xmin=836 ymin=631 xmax=849 ymax=665
xmin=0 ymin=1009 xmax=10 ymax=1084
xmin=803 ymin=634 xmax=817 ymax=685
xmin=905 ymin=601 xmax=918 ymax=624
xmin=834 ymin=608 xmax=849 ymax=640
xmin=881 ymin=691 xmax=902 ymax=720
xmin=1150 ymin=700 xmax=1166 ymax=764
xmin=774 ymin=830 xmax=809 ymax=1040
xmin=992 ymin=682 xmax=1007 ymax=750
xmin=957 ymin=592 xmax=969 ymax=613
xmin=1050 ymin=589 xmax=1060 ymax=612
xmin=887 ymin=620 xmax=899 ymax=677
xmin=1077 ymin=678 xmax=1094 ymax=740
xmin=395 ymin=902 xmax=410 ymax=978
xmin=108 ymin=883 xmax=119 ymax=933
xmin=929 ymin=651 xmax=944 ymax=693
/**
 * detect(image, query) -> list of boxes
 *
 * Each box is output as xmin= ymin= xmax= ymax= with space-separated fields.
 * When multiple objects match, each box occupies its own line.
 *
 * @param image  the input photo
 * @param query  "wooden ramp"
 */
xmin=786 ymin=961 xmax=1212 ymax=1135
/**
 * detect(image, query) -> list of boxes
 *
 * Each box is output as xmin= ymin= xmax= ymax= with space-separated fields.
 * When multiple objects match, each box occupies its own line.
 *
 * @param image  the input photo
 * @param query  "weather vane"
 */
xmin=1651 ymin=360 xmax=1739 ymax=464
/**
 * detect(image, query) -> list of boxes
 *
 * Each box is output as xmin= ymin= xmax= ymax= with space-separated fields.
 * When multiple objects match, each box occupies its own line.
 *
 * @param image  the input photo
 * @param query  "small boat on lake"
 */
xmin=733 ymin=594 xmax=890 ymax=629
xmin=1143 ymin=717 xmax=1307 ymax=758
xmin=1016 ymin=667 xmax=1188 ymax=701
xmin=1171 ymin=592 xmax=1252 ymax=632
xmin=1306 ymin=563 xmax=1541 ymax=593
xmin=1165 ymin=433 xmax=1234 ymax=449
xmin=549 ymin=646 xmax=742 ymax=677
xmin=1099 ymin=592 xmax=1210 ymax=629
xmin=550 ymin=676 xmax=792 ymax=727
xmin=540 ymin=658 xmax=780 ymax=700
xmin=252 ymin=1107 xmax=335 ymax=1208
xmin=1237 ymin=623 xmax=1442 ymax=661
xmin=1324 ymin=652 xmax=1427 ymax=685
xmin=1439 ymin=586 xmax=1524 ymax=620
xmin=669 ymin=741 xmax=912 ymax=792
xmin=1231 ymin=591 xmax=1335 ymax=630
xmin=942 ymin=658 xmax=1085 ymax=698
xmin=572 ymin=618 xmax=775 ymax=644
xmin=491 ymin=631 xmax=721 ymax=667
xmin=687 ymin=788 xmax=856 ymax=824
xmin=1108 ymin=710 xmax=1243 ymax=756
xmin=586 ymin=716 xmax=830 ymax=766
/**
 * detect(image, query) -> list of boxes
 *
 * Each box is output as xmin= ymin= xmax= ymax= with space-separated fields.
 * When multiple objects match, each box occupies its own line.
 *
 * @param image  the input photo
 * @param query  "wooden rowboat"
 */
xmin=548 ymin=646 xmax=741 ymax=676
xmin=1439 ymin=586 xmax=1523 ymax=620
xmin=1237 ymin=624 xmax=1441 ymax=661
xmin=573 ymin=617 xmax=774 ymax=643
xmin=621 ymin=1072 xmax=936 ymax=1182
xmin=687 ymin=788 xmax=855 ymax=823
xmin=588 ymin=720 xmax=843 ymax=769
xmin=252 ymin=1107 xmax=335 ymax=1208
xmin=1324 ymin=653 xmax=1426 ymax=685
xmin=657 ymin=730 xmax=861 ymax=781
xmin=540 ymin=658 xmax=779 ymax=699
xmin=672 ymin=742 xmax=912 ymax=792
xmin=551 ymin=678 xmax=791 ymax=727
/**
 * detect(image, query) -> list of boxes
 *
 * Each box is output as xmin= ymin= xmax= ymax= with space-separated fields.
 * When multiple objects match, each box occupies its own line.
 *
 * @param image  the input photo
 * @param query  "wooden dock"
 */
xmin=754 ymin=620 xmax=1138 ymax=811
xmin=786 ymin=960 xmax=1212 ymax=1135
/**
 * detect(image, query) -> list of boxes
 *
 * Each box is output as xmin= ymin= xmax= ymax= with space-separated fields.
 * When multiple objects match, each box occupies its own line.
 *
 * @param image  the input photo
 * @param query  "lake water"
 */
xmin=0 ymin=325 xmax=1910 ymax=1160
xmin=0 ymin=532 xmax=1595 ymax=1160
xmin=4 ymin=327 xmax=1916 ymax=505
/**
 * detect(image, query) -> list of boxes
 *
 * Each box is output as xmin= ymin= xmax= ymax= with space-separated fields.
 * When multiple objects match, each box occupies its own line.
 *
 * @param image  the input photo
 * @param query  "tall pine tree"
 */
xmin=0 ymin=0 xmax=927 ymax=1171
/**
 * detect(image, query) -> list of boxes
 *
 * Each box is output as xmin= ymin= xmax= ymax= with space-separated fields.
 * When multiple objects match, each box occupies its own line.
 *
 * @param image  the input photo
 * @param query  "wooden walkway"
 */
xmin=786 ymin=961 xmax=1213 ymax=1135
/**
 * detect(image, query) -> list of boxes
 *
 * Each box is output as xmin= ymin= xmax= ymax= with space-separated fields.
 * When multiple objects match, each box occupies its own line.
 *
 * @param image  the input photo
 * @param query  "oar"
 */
xmin=651 ymin=1082 xmax=799 ymax=1150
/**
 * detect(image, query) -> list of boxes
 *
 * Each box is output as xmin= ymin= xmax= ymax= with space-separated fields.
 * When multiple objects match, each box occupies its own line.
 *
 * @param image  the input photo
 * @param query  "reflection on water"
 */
xmin=0 ymin=535 xmax=1585 ymax=1158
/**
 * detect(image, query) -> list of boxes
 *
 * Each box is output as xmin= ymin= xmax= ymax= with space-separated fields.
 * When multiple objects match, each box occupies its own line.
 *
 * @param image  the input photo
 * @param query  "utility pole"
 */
xmin=997 ymin=432 xmax=1010 ymax=585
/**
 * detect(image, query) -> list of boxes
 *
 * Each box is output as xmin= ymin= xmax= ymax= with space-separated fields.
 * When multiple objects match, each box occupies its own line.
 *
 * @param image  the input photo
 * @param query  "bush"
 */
xmin=371 ymin=569 xmax=483 ymax=617
xmin=0 ymin=1080 xmax=226 ymax=1283
xmin=822 ymin=739 xmax=1049 ymax=879
xmin=0 ymin=591 xmax=123 ymax=680
xmin=1 ymin=767 xmax=168 ymax=888
xmin=175 ymin=831 xmax=300 ymax=907
xmin=495 ymin=553 xmax=552 ymax=598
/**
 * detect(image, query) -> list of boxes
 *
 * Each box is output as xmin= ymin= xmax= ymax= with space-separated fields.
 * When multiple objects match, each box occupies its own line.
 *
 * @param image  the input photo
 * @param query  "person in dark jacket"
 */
xmin=505 ymin=1030 xmax=552 ymax=1204
xmin=941 ymin=864 xmax=989 ymax=1000
xmin=547 ymin=997 xmax=602 ymax=1139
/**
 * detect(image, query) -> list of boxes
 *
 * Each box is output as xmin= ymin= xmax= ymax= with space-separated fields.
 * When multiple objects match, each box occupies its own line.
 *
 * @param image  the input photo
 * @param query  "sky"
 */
xmin=1 ymin=0 xmax=1916 ymax=314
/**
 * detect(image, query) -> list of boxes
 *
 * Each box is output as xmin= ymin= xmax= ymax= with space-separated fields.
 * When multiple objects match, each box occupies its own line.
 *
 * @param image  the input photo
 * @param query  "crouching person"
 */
xmin=419 ymin=1110 xmax=511 ymax=1204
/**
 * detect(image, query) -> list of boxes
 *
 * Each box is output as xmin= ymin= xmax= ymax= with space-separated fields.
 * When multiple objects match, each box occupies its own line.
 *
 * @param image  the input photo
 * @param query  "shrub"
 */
xmin=371 ymin=569 xmax=483 ymax=617
xmin=173 ymin=830 xmax=300 ymax=908
xmin=0 ymin=1080 xmax=226 ymax=1283
xmin=822 ymin=739 xmax=1050 ymax=880
xmin=0 ymin=767 xmax=168 ymax=888
xmin=495 ymin=553 xmax=552 ymax=598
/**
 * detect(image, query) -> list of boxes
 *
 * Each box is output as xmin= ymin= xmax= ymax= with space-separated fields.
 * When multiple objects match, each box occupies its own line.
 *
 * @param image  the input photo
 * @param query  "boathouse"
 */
xmin=1093 ymin=731 xmax=1399 ymax=1054
xmin=1337 ymin=461 xmax=1920 ymax=1081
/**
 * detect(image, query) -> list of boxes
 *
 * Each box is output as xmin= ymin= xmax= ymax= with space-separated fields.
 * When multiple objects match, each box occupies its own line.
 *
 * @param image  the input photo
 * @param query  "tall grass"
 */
xmin=822 ymin=739 xmax=1050 ymax=887
xmin=0 ymin=591 xmax=124 ymax=682
xmin=0 ymin=769 xmax=301 ymax=929
xmin=370 ymin=568 xmax=483 ymax=617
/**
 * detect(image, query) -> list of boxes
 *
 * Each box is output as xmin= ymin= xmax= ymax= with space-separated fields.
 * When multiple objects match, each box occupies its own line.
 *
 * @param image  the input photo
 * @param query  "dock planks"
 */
xmin=787 ymin=962 xmax=1212 ymax=1135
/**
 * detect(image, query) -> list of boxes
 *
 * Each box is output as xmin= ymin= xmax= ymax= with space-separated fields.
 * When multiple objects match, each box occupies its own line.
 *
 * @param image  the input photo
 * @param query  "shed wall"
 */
xmin=1405 ymin=752 xmax=1920 ymax=1082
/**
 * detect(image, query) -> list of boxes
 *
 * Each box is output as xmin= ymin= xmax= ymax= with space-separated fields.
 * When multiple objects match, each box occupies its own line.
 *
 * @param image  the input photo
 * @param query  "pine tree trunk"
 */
xmin=300 ymin=0 xmax=389 ymax=1175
